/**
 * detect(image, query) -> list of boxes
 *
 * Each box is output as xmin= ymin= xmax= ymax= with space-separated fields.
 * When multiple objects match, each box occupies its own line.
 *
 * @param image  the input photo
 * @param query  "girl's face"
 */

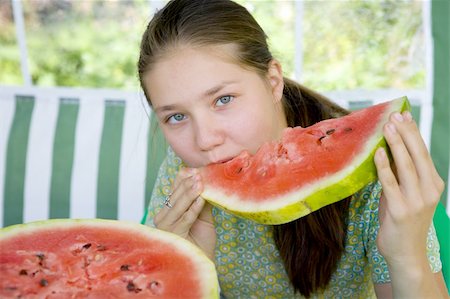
xmin=144 ymin=45 xmax=287 ymax=168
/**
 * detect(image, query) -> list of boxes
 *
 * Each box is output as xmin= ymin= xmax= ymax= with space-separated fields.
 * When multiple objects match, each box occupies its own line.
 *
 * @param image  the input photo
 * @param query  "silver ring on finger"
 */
xmin=164 ymin=193 xmax=173 ymax=209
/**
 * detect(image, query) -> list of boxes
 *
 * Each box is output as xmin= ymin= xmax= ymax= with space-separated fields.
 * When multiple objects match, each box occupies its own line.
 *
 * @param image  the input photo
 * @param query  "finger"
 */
xmin=166 ymin=168 xmax=198 ymax=207
xmin=383 ymin=115 xmax=420 ymax=198
xmin=396 ymin=111 xmax=444 ymax=194
xmin=158 ymin=173 xmax=201 ymax=227
xmin=375 ymin=147 xmax=406 ymax=215
xmin=172 ymin=167 xmax=197 ymax=189
xmin=172 ymin=196 xmax=206 ymax=235
xmin=168 ymin=173 xmax=202 ymax=219
xmin=154 ymin=168 xmax=199 ymax=226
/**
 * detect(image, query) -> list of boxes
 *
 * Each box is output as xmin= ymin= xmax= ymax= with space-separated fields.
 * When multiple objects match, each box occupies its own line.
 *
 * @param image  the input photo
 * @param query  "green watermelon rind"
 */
xmin=201 ymin=96 xmax=410 ymax=225
xmin=0 ymin=218 xmax=220 ymax=298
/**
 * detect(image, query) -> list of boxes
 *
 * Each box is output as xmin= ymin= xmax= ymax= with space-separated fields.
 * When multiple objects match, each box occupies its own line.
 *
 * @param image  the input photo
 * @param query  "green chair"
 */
xmin=434 ymin=201 xmax=450 ymax=289
xmin=0 ymin=85 xmax=166 ymax=227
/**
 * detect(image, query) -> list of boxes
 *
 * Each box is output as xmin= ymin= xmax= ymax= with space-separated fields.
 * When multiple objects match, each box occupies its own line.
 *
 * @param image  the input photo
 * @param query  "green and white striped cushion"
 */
xmin=0 ymin=86 xmax=166 ymax=228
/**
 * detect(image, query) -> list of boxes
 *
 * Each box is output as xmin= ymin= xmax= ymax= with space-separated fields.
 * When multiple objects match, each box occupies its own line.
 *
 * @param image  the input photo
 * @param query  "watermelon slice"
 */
xmin=0 ymin=219 xmax=219 ymax=298
xmin=200 ymin=97 xmax=410 ymax=224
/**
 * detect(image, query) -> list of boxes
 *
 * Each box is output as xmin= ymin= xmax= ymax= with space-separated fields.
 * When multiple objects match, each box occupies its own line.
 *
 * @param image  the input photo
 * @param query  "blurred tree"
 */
xmin=302 ymin=0 xmax=424 ymax=91
xmin=0 ymin=0 xmax=149 ymax=89
xmin=0 ymin=0 xmax=425 ymax=92
xmin=238 ymin=0 xmax=296 ymax=78
xmin=0 ymin=1 xmax=22 ymax=85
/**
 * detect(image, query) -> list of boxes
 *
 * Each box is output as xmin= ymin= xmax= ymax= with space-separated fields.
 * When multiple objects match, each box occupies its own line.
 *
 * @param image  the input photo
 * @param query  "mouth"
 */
xmin=212 ymin=157 xmax=234 ymax=164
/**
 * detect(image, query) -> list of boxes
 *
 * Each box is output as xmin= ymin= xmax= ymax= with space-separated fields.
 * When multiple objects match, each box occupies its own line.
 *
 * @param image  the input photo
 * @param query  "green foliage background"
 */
xmin=301 ymin=1 xmax=424 ymax=90
xmin=0 ymin=0 xmax=149 ymax=89
xmin=0 ymin=0 xmax=424 ymax=91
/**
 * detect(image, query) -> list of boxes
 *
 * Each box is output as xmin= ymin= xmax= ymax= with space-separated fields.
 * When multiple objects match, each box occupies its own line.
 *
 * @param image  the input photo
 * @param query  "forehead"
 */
xmin=153 ymin=43 xmax=241 ymax=73
xmin=143 ymin=45 xmax=259 ymax=103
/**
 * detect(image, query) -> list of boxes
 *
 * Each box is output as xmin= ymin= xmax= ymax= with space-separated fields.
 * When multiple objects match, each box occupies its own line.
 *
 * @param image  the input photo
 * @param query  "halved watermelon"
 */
xmin=0 ymin=219 xmax=219 ymax=298
xmin=200 ymin=97 xmax=410 ymax=224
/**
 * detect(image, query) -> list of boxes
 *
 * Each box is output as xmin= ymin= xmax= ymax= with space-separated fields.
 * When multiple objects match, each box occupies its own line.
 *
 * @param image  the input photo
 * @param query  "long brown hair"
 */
xmin=276 ymin=79 xmax=351 ymax=297
xmin=138 ymin=0 xmax=351 ymax=296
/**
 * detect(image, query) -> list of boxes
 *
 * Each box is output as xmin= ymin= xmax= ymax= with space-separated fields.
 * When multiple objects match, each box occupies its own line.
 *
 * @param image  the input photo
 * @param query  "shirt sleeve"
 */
xmin=361 ymin=181 xmax=442 ymax=284
xmin=144 ymin=147 xmax=183 ymax=227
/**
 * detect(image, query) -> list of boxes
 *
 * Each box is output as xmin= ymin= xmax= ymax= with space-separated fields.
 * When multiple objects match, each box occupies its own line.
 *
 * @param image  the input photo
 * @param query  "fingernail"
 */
xmin=192 ymin=180 xmax=200 ymax=190
xmin=403 ymin=111 xmax=412 ymax=122
xmin=387 ymin=123 xmax=396 ymax=134
xmin=183 ymin=169 xmax=193 ymax=178
xmin=376 ymin=148 xmax=386 ymax=160
xmin=393 ymin=112 xmax=403 ymax=122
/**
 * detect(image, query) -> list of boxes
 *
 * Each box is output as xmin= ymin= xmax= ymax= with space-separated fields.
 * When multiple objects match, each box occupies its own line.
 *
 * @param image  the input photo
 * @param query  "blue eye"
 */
xmin=215 ymin=95 xmax=234 ymax=107
xmin=167 ymin=113 xmax=186 ymax=124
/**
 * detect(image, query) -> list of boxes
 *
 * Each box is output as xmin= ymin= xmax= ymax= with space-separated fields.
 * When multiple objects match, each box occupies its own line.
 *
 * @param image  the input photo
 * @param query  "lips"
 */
xmin=211 ymin=157 xmax=234 ymax=164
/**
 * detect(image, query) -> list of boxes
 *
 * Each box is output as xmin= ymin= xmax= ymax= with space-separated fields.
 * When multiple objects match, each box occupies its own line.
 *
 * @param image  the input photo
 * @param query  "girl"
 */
xmin=138 ymin=0 xmax=447 ymax=297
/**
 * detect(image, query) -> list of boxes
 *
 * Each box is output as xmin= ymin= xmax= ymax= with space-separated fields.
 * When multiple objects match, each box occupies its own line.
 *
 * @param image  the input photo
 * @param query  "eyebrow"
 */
xmin=153 ymin=104 xmax=177 ymax=114
xmin=153 ymin=80 xmax=237 ymax=114
xmin=203 ymin=80 xmax=237 ymax=98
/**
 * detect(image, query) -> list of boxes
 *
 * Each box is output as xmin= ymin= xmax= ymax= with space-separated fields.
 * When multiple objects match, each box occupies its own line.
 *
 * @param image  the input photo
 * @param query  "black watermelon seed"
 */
xmin=120 ymin=264 xmax=130 ymax=271
xmin=36 ymin=253 xmax=45 ymax=266
xmin=19 ymin=269 xmax=28 ymax=276
xmin=82 ymin=243 xmax=92 ymax=250
xmin=127 ymin=281 xmax=136 ymax=292
xmin=344 ymin=127 xmax=353 ymax=132
xmin=36 ymin=253 xmax=45 ymax=261
xmin=40 ymin=279 xmax=48 ymax=287
xmin=326 ymin=129 xmax=336 ymax=135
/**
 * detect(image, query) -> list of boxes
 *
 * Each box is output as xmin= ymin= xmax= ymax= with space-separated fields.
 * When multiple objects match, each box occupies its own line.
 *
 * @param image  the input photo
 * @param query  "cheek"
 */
xmin=226 ymin=109 xmax=276 ymax=153
xmin=163 ymin=130 xmax=202 ymax=167
xmin=162 ymin=128 xmax=188 ymax=156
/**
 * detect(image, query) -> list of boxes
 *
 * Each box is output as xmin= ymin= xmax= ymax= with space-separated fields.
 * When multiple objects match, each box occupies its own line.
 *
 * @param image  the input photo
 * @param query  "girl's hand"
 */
xmin=153 ymin=168 xmax=216 ymax=261
xmin=374 ymin=111 xmax=446 ymax=297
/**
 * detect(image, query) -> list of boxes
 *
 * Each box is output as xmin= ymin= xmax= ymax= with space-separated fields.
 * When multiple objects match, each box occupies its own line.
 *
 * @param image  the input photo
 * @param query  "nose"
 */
xmin=194 ymin=118 xmax=224 ymax=151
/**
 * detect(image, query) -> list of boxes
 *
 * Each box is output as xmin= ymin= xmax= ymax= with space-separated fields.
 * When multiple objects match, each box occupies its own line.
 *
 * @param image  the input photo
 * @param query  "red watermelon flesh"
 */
xmin=200 ymin=97 xmax=410 ymax=224
xmin=0 ymin=219 xmax=219 ymax=298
